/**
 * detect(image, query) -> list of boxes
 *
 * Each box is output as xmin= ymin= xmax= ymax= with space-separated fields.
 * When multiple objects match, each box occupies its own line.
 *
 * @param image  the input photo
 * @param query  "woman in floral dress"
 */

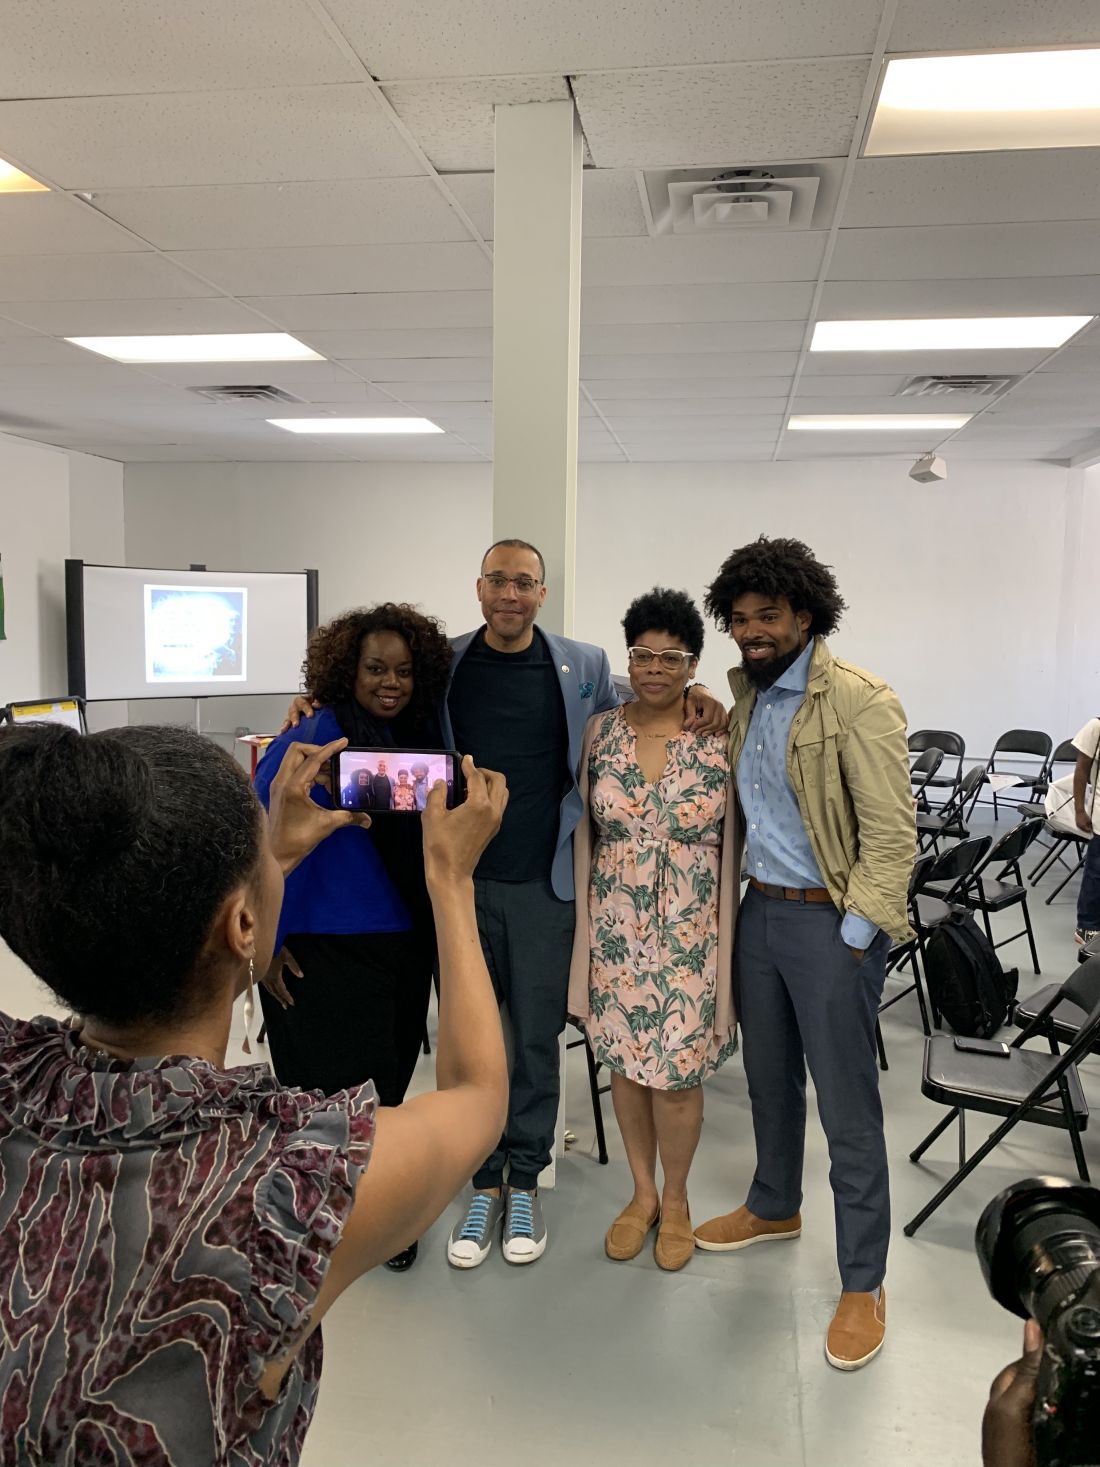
xmin=569 ymin=588 xmax=739 ymax=1272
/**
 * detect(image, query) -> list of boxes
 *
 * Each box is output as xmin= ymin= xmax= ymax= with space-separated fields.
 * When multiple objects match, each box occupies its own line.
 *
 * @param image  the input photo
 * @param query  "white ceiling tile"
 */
xmin=782 ymin=373 xmax=908 ymax=397
xmin=144 ymin=360 xmax=360 ymax=387
xmin=0 ymin=338 xmax=106 ymax=366
xmin=89 ymin=179 xmax=474 ymax=252
xmin=0 ymin=297 xmax=270 ymax=335
xmin=846 ymin=152 xmax=1100 ymax=230
xmin=381 ymin=76 xmax=571 ymax=172
xmin=831 ymin=222 xmax=1100 ymax=280
xmin=1009 ymin=375 xmax=1100 ymax=404
xmin=583 ymin=376 xmax=794 ymax=398
xmin=299 ymin=328 xmax=492 ymax=359
xmin=338 ymin=357 xmax=492 ymax=381
xmin=801 ymin=349 xmax=1050 ymax=377
xmin=0 ymin=253 xmax=212 ymax=303
xmin=325 ymin=0 xmax=883 ymax=78
xmin=606 ymin=415 xmax=785 ymax=434
xmin=0 ymin=194 xmax=144 ymax=255
xmin=818 ymin=278 xmax=1100 ymax=317
xmin=0 ymin=86 xmax=424 ymax=190
xmin=445 ymin=169 xmax=649 ymax=240
xmin=581 ymin=351 xmax=801 ymax=378
xmin=983 ymin=402 xmax=1100 ymax=425
xmin=587 ymin=397 xmax=791 ymax=417
xmin=581 ymin=321 xmax=805 ymax=354
xmin=167 ymin=243 xmax=492 ymax=296
xmin=888 ymin=0 xmax=1100 ymax=51
xmin=1042 ymin=346 xmax=1100 ymax=373
xmin=582 ymin=283 xmax=816 ymax=325
xmin=583 ymin=234 xmax=827 ymax=287
xmin=580 ymin=444 xmax=629 ymax=461
xmin=573 ymin=61 xmax=870 ymax=169
xmin=242 ymin=291 xmax=493 ymax=330
xmin=622 ymin=444 xmax=776 ymax=461
xmin=281 ymin=382 xmax=399 ymax=406
xmin=372 ymin=380 xmax=492 ymax=400
xmin=0 ymin=0 xmax=359 ymax=95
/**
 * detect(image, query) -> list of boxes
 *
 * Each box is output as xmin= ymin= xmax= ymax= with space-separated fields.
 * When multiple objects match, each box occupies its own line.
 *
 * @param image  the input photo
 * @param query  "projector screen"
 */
xmin=68 ymin=563 xmax=315 ymax=701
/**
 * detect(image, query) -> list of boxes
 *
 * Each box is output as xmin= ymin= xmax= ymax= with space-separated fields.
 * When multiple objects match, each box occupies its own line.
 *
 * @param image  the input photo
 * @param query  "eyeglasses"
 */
xmin=482 ymin=572 xmax=542 ymax=595
xmin=627 ymin=646 xmax=697 ymax=671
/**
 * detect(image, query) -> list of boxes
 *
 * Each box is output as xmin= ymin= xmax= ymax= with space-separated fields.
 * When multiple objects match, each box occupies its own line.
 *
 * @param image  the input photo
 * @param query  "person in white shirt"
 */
xmin=1072 ymin=716 xmax=1100 ymax=946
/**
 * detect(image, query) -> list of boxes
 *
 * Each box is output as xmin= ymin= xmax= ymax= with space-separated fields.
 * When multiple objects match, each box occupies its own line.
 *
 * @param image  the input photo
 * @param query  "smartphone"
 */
xmin=953 ymin=1037 xmax=1010 ymax=1057
xmin=333 ymin=747 xmax=463 ymax=813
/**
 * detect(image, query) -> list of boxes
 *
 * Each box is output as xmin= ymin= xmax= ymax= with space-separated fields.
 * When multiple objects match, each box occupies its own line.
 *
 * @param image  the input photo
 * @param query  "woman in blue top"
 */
xmin=255 ymin=602 xmax=452 ymax=1270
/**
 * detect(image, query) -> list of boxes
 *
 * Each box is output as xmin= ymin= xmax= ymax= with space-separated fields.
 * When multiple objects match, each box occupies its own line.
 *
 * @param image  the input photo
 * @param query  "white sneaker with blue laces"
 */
xmin=502 ymin=1187 xmax=547 ymax=1265
xmin=447 ymin=1191 xmax=505 ymax=1269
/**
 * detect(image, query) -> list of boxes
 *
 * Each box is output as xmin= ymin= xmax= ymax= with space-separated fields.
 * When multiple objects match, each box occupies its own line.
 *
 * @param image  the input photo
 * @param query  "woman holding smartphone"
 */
xmin=255 ymin=602 xmax=452 ymax=1270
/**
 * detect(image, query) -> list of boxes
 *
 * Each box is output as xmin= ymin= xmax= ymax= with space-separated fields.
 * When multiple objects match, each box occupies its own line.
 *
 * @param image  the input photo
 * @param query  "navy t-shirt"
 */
xmin=447 ymin=630 xmax=569 ymax=882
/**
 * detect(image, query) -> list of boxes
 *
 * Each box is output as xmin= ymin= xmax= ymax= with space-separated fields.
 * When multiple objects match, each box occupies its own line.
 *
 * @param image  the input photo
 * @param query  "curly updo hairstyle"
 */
xmin=622 ymin=587 xmax=705 ymax=658
xmin=303 ymin=602 xmax=452 ymax=726
xmin=0 ymin=724 xmax=262 ymax=1026
xmin=703 ymin=536 xmax=847 ymax=637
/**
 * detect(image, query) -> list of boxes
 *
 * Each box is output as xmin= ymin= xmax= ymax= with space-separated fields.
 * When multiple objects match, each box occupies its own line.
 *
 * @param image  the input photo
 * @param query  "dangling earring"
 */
xmin=242 ymin=954 xmax=256 ymax=1056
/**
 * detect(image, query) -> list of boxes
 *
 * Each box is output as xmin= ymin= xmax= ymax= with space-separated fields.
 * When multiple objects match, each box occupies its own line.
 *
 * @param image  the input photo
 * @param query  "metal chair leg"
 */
xmin=875 ymin=1020 xmax=888 ymax=1072
xmin=909 ymin=1106 xmax=959 ymax=1164
xmin=584 ymin=1035 xmax=609 ymax=1165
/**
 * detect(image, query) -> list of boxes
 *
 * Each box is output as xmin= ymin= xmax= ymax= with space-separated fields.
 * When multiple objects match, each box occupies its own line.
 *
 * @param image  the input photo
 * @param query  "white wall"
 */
xmin=123 ymin=456 xmax=1081 ymax=757
xmin=0 ymin=433 xmax=125 ymax=1012
xmin=123 ymin=461 xmax=494 ymax=740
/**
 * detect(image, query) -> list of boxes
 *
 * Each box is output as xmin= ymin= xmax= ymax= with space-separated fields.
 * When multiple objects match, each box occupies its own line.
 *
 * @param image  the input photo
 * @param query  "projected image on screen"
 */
xmin=144 ymin=585 xmax=248 ymax=684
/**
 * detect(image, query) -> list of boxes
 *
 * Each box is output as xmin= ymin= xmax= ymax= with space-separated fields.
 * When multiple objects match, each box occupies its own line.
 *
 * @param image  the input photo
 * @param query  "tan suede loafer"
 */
xmin=654 ymin=1211 xmax=695 ymax=1272
xmin=605 ymin=1202 xmax=660 ymax=1261
xmin=693 ymin=1204 xmax=802 ymax=1252
xmin=825 ymin=1287 xmax=887 ymax=1371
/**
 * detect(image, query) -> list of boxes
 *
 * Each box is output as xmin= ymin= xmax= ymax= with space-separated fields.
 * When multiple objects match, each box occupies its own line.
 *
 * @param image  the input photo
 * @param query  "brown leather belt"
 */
xmin=748 ymin=878 xmax=833 ymax=904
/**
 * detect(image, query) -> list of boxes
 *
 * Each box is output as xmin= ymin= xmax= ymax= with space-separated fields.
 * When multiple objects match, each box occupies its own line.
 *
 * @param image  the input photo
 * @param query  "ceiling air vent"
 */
xmin=641 ymin=163 xmax=824 ymax=234
xmin=188 ymin=385 xmax=305 ymax=405
xmin=898 ymin=375 xmax=1018 ymax=398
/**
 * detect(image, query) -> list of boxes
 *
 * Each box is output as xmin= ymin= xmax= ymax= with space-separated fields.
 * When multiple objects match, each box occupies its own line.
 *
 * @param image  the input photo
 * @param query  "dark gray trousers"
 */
xmin=472 ymin=876 xmax=576 ymax=1192
xmin=735 ymin=885 xmax=891 ymax=1292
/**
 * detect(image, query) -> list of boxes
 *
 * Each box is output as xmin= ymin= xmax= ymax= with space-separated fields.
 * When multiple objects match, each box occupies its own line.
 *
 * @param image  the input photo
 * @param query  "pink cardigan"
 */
xmin=567 ymin=710 xmax=740 ymax=1037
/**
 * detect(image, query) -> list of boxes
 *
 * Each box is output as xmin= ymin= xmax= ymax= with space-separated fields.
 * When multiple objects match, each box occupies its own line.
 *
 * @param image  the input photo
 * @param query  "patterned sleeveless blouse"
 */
xmin=0 ymin=1012 xmax=376 ymax=1466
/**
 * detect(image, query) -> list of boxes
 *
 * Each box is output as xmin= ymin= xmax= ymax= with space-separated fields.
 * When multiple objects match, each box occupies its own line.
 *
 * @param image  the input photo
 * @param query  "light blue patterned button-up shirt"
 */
xmin=735 ymin=640 xmax=878 ymax=950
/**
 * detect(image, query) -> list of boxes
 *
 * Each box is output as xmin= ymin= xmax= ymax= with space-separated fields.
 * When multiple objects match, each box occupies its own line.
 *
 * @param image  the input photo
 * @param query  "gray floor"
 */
xmin=1 ymin=810 xmax=1091 ymax=1466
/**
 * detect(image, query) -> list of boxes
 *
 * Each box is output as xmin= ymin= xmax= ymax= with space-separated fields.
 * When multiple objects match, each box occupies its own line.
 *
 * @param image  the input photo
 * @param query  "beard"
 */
xmin=740 ymin=642 xmax=805 ymax=689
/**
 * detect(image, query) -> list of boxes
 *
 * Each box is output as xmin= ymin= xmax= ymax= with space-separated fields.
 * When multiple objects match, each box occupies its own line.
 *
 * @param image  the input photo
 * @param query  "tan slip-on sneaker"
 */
xmin=693 ymin=1204 xmax=802 ymax=1252
xmin=825 ymin=1287 xmax=887 ymax=1371
xmin=605 ymin=1202 xmax=660 ymax=1262
xmin=654 ymin=1212 xmax=695 ymax=1272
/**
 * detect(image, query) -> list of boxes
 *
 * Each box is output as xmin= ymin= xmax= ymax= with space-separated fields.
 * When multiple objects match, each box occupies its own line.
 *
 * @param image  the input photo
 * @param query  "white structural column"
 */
xmin=492 ymin=99 xmax=583 ymax=636
xmin=492 ymin=101 xmax=584 ymax=1188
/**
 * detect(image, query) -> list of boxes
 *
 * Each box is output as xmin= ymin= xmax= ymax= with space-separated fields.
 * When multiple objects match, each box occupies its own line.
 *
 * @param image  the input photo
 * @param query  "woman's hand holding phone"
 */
xmin=422 ymin=756 xmax=507 ymax=888
xmin=268 ymin=737 xmax=371 ymax=874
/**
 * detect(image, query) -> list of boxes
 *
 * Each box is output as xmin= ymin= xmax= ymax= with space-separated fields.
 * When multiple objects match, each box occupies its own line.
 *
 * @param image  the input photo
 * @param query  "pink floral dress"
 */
xmin=583 ymin=708 xmax=737 ymax=1090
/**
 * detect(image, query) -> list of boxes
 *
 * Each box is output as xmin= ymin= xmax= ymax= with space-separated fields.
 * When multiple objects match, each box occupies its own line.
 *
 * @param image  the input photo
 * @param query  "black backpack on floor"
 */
xmin=923 ymin=911 xmax=1019 ymax=1038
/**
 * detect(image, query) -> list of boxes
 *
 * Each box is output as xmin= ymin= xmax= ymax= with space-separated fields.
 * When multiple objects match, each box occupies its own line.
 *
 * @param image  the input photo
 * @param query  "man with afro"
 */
xmin=695 ymin=536 xmax=915 ymax=1372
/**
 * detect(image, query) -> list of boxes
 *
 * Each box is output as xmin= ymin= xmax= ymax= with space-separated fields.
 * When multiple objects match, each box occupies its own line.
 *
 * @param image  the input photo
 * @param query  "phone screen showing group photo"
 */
xmin=336 ymin=749 xmax=460 ymax=812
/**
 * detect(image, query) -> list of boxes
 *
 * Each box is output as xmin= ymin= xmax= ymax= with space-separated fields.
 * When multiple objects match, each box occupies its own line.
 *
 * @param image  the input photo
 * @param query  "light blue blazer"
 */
xmin=440 ymin=625 xmax=619 ymax=901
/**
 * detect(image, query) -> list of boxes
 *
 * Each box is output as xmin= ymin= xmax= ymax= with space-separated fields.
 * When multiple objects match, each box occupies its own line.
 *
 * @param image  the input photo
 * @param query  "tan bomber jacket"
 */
xmin=727 ymin=636 xmax=916 ymax=942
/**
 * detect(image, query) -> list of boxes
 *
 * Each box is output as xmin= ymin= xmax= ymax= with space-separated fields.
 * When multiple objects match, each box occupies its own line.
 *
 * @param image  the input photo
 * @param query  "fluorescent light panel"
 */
xmin=66 ymin=333 xmax=323 ymax=363
xmin=788 ymin=415 xmax=971 ymax=431
xmin=0 ymin=158 xmax=48 ymax=192
xmin=811 ymin=317 xmax=1092 ymax=352
xmin=268 ymin=417 xmax=444 ymax=435
xmin=866 ymin=48 xmax=1100 ymax=155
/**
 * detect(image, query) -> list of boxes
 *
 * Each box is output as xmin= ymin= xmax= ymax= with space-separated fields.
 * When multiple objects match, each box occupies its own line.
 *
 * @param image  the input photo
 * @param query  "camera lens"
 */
xmin=977 ymin=1178 xmax=1100 ymax=1330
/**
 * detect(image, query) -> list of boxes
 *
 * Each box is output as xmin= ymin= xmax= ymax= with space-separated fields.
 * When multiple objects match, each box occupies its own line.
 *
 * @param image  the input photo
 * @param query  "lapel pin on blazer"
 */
xmin=561 ymin=664 xmax=570 ymax=674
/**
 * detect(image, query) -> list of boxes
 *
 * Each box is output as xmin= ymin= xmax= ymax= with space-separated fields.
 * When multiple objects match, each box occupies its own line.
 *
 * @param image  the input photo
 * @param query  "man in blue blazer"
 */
xmin=445 ymin=539 xmax=725 ymax=1271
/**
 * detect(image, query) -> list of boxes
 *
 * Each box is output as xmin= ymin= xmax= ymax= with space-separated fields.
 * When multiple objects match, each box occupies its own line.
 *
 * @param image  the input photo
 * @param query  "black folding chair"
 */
xmin=567 ymin=1023 xmax=610 ymax=1165
xmin=924 ymin=818 xmax=1046 ymax=975
xmin=903 ymin=956 xmax=1100 ymax=1237
xmin=875 ymin=852 xmax=938 ymax=1072
xmin=910 ymin=747 xmax=944 ymax=813
xmin=979 ymin=729 xmax=1053 ymax=822
xmin=909 ymin=729 xmax=966 ymax=812
xmin=916 ymin=766 xmax=985 ymax=854
xmin=912 ymin=834 xmax=993 ymax=935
